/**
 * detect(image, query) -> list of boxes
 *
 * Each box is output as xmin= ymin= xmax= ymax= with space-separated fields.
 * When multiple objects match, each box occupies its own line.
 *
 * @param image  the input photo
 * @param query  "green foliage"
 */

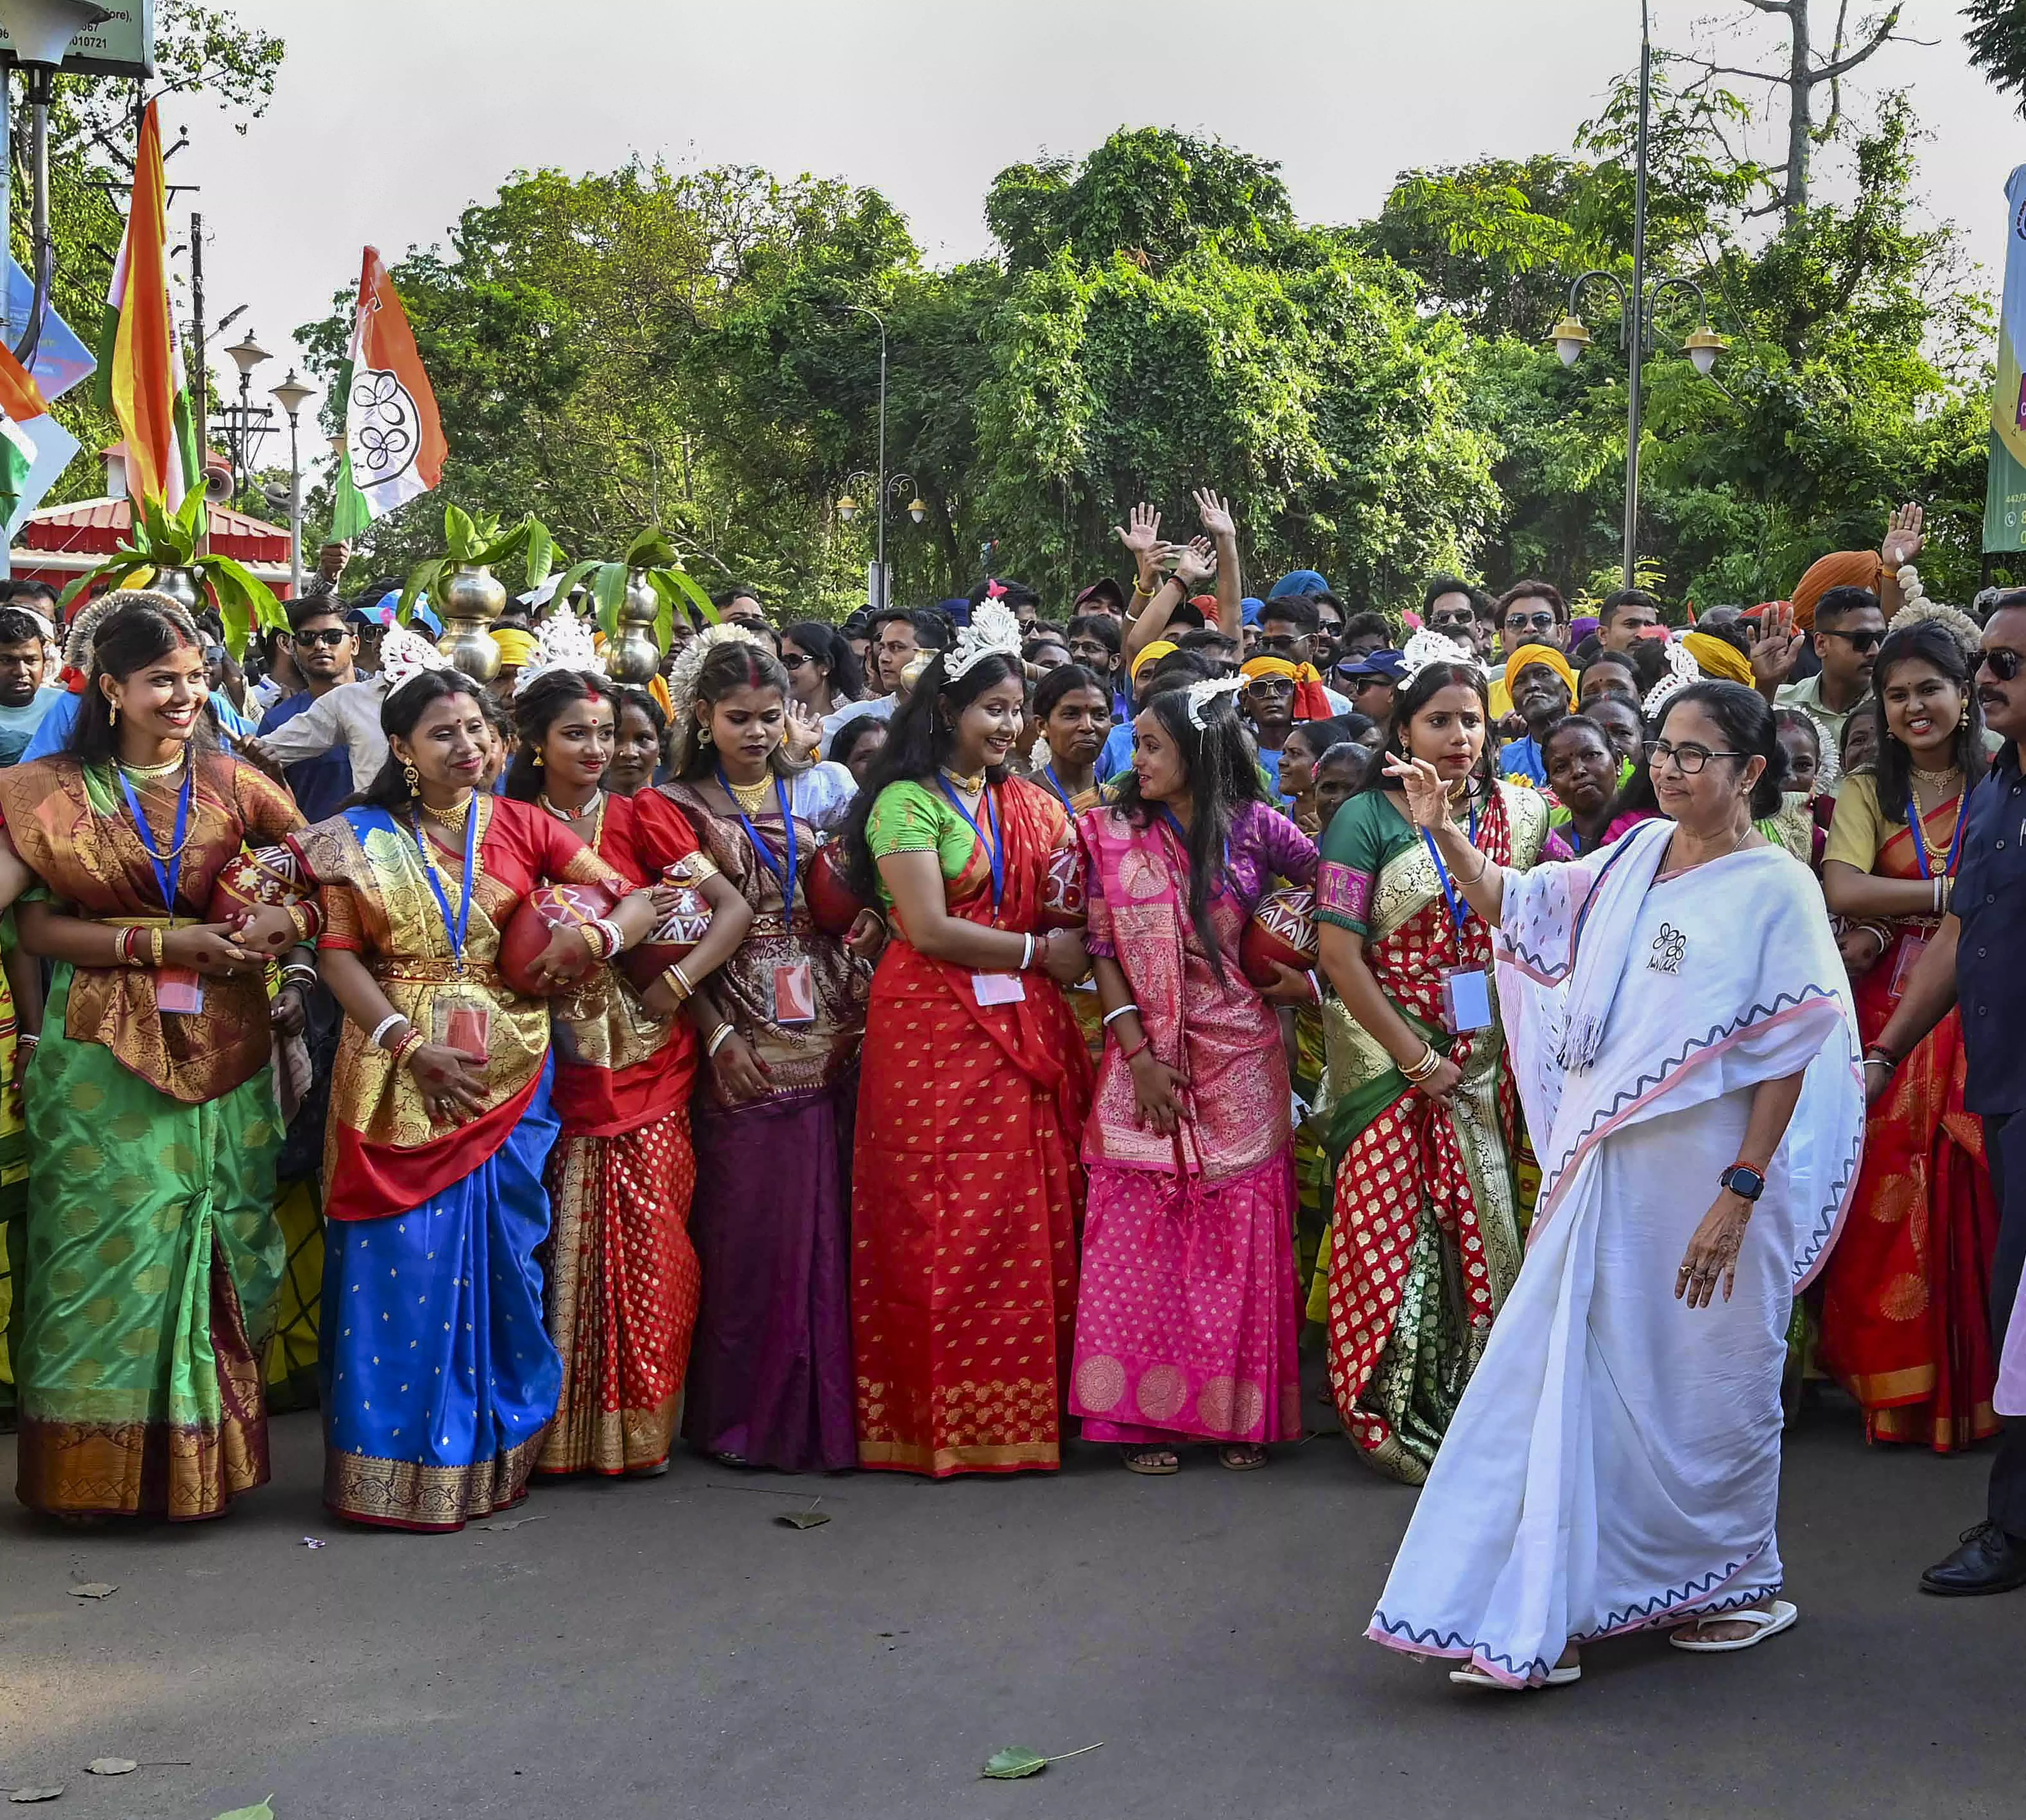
xmin=1964 ymin=1 xmax=2026 ymax=114
xmin=396 ymin=504 xmax=558 ymax=620
xmin=545 ymin=524 xmax=721 ymax=647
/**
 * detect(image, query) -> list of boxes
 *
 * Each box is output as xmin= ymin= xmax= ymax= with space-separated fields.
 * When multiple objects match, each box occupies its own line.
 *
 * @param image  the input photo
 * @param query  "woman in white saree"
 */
xmin=1366 ymin=680 xmax=1865 ymax=1690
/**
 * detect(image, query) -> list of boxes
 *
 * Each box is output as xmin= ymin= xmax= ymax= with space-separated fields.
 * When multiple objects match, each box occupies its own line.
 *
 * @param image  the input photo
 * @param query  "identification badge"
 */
xmin=1441 ymin=967 xmax=1492 ymax=1034
xmin=156 ymin=966 xmax=205 ymax=1016
xmin=972 ymin=972 xmax=1027 ymax=1006
xmin=432 ymin=990 xmax=493 ymax=1057
xmin=770 ymin=958 xmax=817 ymax=1026
xmin=1889 ymin=933 xmax=1929 ymax=1002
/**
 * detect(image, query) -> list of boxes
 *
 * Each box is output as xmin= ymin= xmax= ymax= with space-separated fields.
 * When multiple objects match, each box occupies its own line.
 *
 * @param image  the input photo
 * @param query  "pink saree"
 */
xmin=1068 ymin=802 xmax=1311 ymax=1447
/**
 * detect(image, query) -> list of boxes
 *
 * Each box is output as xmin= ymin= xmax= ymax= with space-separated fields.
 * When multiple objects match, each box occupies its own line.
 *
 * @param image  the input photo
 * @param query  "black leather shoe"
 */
xmin=1920 ymin=1521 xmax=2026 ymax=1596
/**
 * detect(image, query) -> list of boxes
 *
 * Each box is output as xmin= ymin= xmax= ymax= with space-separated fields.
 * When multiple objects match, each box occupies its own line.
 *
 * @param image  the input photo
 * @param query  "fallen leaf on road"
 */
xmin=67 ymin=1583 xmax=116 ymax=1600
xmin=475 ymin=1515 xmax=546 ymax=1532
xmin=7 ymin=1788 xmax=64 ymax=1804
xmin=775 ymin=1510 xmax=830 ymax=1530
xmin=85 ymin=1759 xmax=136 ymax=1776
xmin=979 ymin=1742 xmax=1104 ymax=1780
xmin=210 ymin=1799 xmax=274 ymax=1819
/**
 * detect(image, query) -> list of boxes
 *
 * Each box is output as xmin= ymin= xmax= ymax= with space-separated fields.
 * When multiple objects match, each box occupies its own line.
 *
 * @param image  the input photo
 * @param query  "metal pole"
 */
xmin=1622 ymin=0 xmax=1652 ymax=590
xmin=189 ymin=211 xmax=209 ymax=557
xmin=13 ymin=66 xmax=48 ymax=371
xmin=875 ymin=322 xmax=888 ymax=609
xmin=285 ymin=407 xmax=302 ymax=594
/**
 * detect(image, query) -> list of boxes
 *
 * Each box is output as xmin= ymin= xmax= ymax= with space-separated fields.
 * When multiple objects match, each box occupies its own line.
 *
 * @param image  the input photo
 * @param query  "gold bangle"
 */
xmin=1401 ymin=1043 xmax=1441 ymax=1084
xmin=662 ymin=963 xmax=692 ymax=1003
xmin=149 ymin=928 xmax=166 ymax=967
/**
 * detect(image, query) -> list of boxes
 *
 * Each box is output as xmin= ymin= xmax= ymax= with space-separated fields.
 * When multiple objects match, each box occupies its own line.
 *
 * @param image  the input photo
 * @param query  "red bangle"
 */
xmin=1119 ymin=1036 xmax=1151 ymax=1064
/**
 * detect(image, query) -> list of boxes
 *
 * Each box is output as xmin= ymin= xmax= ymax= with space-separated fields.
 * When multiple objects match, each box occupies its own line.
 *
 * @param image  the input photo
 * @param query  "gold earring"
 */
xmin=698 ymin=723 xmax=713 ymax=745
xmin=402 ymin=760 xmax=420 ymax=793
xmin=107 ymin=700 xmax=118 ymax=727
xmin=534 ymin=752 xmax=544 ymax=768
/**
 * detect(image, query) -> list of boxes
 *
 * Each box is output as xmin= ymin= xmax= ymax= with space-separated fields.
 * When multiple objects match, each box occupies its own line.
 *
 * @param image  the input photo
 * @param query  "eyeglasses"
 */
xmin=1429 ymin=611 xmax=1476 ymax=631
xmin=1650 ymin=740 xmax=1746 ymax=775
xmin=1067 ymin=641 xmax=1111 ymax=663
xmin=1255 ymin=634 xmax=1304 ymax=653
xmin=294 ymin=627 xmax=349 ymax=648
xmin=1819 ymin=627 xmax=1883 ymax=653
xmin=1980 ymin=646 xmax=2023 ymax=681
xmin=1504 ymin=610 xmax=1558 ymax=633
xmin=779 ymin=652 xmax=812 ymax=670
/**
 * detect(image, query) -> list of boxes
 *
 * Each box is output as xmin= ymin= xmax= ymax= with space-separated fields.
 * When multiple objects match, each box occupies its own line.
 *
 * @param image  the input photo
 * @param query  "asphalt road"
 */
xmin=1 ymin=1385 xmax=2018 ymax=1820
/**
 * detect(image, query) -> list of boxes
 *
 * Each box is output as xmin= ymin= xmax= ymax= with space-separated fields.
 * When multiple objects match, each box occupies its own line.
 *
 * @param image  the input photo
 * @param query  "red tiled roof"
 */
xmin=22 ymin=496 xmax=291 ymax=561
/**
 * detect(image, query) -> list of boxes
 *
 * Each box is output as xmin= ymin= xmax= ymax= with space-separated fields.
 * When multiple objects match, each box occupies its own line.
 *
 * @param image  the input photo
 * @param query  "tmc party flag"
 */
xmin=95 ymin=98 xmax=200 ymax=510
xmin=1986 ymin=164 xmax=2026 ymax=551
xmin=0 ymin=335 xmax=46 ymax=516
xmin=329 ymin=247 xmax=445 ymax=539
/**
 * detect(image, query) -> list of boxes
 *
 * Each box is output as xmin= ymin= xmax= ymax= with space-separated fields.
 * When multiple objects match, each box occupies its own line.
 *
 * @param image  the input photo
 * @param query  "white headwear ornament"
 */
xmin=1887 ymin=577 xmax=1982 ymax=656
xmin=666 ymin=622 xmax=772 ymax=770
xmin=512 ymin=609 xmax=607 ymax=698
xmin=945 ymin=600 xmax=1023 ymax=685
xmin=1183 ymin=675 xmax=1245 ymax=728
xmin=1639 ymin=636 xmax=1700 ymax=719
xmin=1396 ymin=627 xmax=1484 ymax=690
xmin=378 ymin=626 xmax=454 ymax=697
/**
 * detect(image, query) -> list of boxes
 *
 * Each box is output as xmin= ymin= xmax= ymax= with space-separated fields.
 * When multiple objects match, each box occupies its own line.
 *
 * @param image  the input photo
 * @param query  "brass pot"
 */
xmin=437 ymin=563 xmax=507 ymax=683
xmin=148 ymin=566 xmax=206 ymax=615
xmin=605 ymin=568 xmax=662 ymax=684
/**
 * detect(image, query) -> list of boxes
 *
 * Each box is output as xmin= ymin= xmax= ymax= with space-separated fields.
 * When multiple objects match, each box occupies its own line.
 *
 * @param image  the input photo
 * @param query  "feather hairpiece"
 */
xmin=379 ymin=626 xmax=455 ymax=697
xmin=1397 ymin=627 xmax=1484 ymax=690
xmin=512 ymin=609 xmax=607 ymax=697
xmin=1183 ymin=675 xmax=1245 ymax=728
xmin=1639 ymin=637 xmax=1700 ymax=719
xmin=945 ymin=600 xmax=1023 ymax=685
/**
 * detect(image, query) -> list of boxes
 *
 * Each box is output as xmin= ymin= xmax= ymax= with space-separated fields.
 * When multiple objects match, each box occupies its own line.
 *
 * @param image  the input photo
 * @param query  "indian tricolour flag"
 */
xmin=95 ymin=100 xmax=200 ymax=510
xmin=329 ymin=247 xmax=446 ymax=540
xmin=0 ymin=336 xmax=43 ymax=519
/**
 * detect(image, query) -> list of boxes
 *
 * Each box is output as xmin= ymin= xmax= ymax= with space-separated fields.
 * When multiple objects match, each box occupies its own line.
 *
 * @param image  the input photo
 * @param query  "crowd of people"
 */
xmin=0 ymin=485 xmax=2022 ymax=1692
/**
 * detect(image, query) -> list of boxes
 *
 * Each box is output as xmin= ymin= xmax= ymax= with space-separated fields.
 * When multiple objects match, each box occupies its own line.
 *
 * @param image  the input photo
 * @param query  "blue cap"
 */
xmin=1267 ymin=569 xmax=1330 ymax=600
xmin=1240 ymin=595 xmax=1265 ymax=627
xmin=1337 ymin=648 xmax=1406 ymax=681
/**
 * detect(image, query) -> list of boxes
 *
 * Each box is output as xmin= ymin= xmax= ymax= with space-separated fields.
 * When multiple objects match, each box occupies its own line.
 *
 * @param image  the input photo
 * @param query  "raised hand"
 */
xmin=1381 ymin=752 xmax=1453 ymax=832
xmin=1750 ymin=600 xmax=1807 ymax=690
xmin=1113 ymin=503 xmax=1163 ymax=569
xmin=1171 ymin=537 xmax=1217 ymax=588
xmin=783 ymin=698 xmax=822 ymax=765
xmin=1192 ymin=487 xmax=1237 ymax=542
xmin=1881 ymin=501 xmax=1925 ymax=571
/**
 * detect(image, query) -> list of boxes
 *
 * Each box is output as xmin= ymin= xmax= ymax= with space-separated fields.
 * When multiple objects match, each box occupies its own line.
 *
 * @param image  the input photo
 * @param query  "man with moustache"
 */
xmin=1868 ymin=594 xmax=2026 ymax=1594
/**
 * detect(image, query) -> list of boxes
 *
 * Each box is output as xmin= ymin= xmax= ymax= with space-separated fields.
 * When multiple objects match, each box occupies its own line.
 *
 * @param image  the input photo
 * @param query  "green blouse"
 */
xmin=864 ymin=779 xmax=982 ymax=905
xmin=1314 ymin=790 xmax=1420 ymax=938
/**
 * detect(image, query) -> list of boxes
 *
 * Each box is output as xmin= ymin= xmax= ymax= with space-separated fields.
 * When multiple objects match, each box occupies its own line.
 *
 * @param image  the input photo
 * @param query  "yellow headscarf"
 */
xmin=1681 ymin=630 xmax=1753 ymax=687
xmin=1239 ymin=655 xmax=1299 ymax=683
xmin=1130 ymin=639 xmax=1179 ymax=680
xmin=1502 ymin=643 xmax=1578 ymax=703
xmin=490 ymin=626 xmax=537 ymax=668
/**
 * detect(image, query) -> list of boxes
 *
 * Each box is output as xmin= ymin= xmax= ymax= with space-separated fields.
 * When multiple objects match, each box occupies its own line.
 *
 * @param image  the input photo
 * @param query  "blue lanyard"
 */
xmin=119 ymin=764 xmax=194 ymax=917
xmin=720 ymin=766 xmax=799 ymax=901
xmin=1906 ymin=792 xmax=1966 ymax=881
xmin=937 ymin=775 xmax=1004 ymax=909
xmin=406 ymin=799 xmax=478 ymax=968
xmin=1419 ymin=800 xmax=1480 ymax=941
xmin=1043 ymin=763 xmax=1077 ymax=813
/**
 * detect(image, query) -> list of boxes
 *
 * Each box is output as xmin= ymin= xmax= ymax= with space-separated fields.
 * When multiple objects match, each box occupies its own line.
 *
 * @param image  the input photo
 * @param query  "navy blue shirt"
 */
xmin=1955 ymin=741 xmax=2026 ymax=1116
xmin=257 ymin=690 xmax=355 ymax=825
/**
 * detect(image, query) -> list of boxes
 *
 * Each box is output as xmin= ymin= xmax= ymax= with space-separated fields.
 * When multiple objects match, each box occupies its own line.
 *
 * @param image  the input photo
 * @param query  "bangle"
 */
xmin=1858 ymin=924 xmax=1888 ymax=958
xmin=1863 ymin=1045 xmax=1898 ymax=1070
xmin=1019 ymin=933 xmax=1035 ymax=971
xmin=149 ymin=928 xmax=166 ymax=967
xmin=705 ymin=1021 xmax=736 ymax=1059
xmin=1305 ymin=969 xmax=1324 ymax=1006
xmin=116 ymin=925 xmax=140 ymax=965
xmin=669 ymin=961 xmax=694 ymax=998
xmin=280 ymin=965 xmax=318 ymax=992
xmin=368 ymin=1012 xmax=408 ymax=1049
xmin=390 ymin=1029 xmax=426 ymax=1073
xmin=1939 ymin=874 xmax=1954 ymax=912
xmin=577 ymin=922 xmax=608 ymax=962
xmin=1401 ymin=1043 xmax=1442 ymax=1083
xmin=1119 ymin=1036 xmax=1152 ymax=1064
xmin=1132 ymin=575 xmax=1158 ymax=599
xmin=1101 ymin=1003 xmax=1141 ymax=1028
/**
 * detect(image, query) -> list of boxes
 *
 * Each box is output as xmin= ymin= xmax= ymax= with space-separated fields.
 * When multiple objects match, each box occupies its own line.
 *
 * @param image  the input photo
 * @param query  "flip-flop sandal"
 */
xmin=1448 ymin=1661 xmax=1581 ymax=1690
xmin=1668 ymin=1599 xmax=1798 ymax=1652
xmin=1122 ymin=1447 xmax=1180 ymax=1476
xmin=1218 ymin=1445 xmax=1268 ymax=1471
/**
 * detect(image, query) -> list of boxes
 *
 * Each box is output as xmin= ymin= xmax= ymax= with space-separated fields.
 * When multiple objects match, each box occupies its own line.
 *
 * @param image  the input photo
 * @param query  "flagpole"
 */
xmin=190 ymin=209 xmax=209 ymax=556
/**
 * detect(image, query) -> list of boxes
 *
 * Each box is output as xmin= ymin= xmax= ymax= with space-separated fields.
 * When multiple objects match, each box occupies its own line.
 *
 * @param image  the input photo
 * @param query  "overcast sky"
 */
xmin=160 ymin=0 xmax=2024 ymax=473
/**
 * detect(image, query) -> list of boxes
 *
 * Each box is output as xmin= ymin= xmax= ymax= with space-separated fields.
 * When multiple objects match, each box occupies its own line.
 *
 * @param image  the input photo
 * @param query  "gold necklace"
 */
xmin=420 ymin=793 xmax=474 ymax=833
xmin=940 ymin=765 xmax=986 ymax=795
xmin=118 ymin=750 xmax=186 ymax=782
xmin=720 ymin=771 xmax=776 ymax=815
xmin=539 ymin=788 xmax=604 ymax=823
xmin=1912 ymin=762 xmax=1961 ymax=793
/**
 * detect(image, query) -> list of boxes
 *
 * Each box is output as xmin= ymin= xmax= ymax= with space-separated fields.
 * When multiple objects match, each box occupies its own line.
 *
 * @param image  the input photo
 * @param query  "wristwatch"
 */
xmin=1718 ymin=1163 xmax=1766 ymax=1203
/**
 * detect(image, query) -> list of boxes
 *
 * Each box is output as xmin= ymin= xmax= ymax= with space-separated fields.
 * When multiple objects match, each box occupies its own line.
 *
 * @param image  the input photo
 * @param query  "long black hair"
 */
xmin=673 ymin=639 xmax=795 ymax=782
xmin=1032 ymin=660 xmax=1108 ymax=724
xmin=1357 ymin=659 xmax=1494 ymax=800
xmin=782 ymin=620 xmax=866 ymax=703
xmin=70 ymin=592 xmax=214 ymax=768
xmin=838 ymin=649 xmax=1024 ymax=901
xmin=504 ymin=668 xmax=615 ymax=802
xmin=1657 ymin=679 xmax=1788 ymax=820
xmin=1113 ymin=682 xmax=1269 ymax=981
xmin=358 ymin=671 xmax=485 ymax=810
xmin=1863 ymin=620 xmax=1986 ymax=825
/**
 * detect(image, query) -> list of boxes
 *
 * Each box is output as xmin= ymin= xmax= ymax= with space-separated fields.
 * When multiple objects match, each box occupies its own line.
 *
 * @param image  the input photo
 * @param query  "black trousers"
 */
xmin=1985 ymin=1113 xmax=2026 ymax=1536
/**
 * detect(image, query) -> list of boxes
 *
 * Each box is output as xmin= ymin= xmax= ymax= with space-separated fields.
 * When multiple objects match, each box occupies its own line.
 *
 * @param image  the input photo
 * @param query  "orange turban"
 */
xmin=1788 ymin=551 xmax=1882 ymax=632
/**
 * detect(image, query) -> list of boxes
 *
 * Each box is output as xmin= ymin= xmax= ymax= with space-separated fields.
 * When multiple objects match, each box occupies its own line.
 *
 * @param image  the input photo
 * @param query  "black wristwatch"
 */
xmin=1718 ymin=1163 xmax=1766 ymax=1203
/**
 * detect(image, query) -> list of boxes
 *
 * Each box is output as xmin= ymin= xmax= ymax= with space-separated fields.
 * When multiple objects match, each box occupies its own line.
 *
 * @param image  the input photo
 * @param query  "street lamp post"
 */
xmin=1544 ymin=0 xmax=1724 ymax=589
xmin=837 ymin=471 xmax=926 ymax=609
xmin=837 ymin=303 xmax=898 ymax=610
xmin=220 ymin=328 xmax=271 ymax=503
xmin=268 ymin=367 xmax=316 ymax=595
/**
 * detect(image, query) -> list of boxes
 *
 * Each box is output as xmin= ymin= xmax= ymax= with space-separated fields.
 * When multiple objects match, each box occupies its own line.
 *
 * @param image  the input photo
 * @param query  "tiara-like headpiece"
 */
xmin=1184 ymin=675 xmax=1245 ymax=728
xmin=512 ymin=609 xmax=607 ymax=698
xmin=1888 ymin=574 xmax=1982 ymax=655
xmin=1639 ymin=636 xmax=1699 ymax=719
xmin=946 ymin=600 xmax=1023 ymax=684
xmin=1397 ymin=627 xmax=1484 ymax=690
xmin=666 ymin=622 xmax=772 ymax=768
xmin=379 ymin=625 xmax=455 ymax=697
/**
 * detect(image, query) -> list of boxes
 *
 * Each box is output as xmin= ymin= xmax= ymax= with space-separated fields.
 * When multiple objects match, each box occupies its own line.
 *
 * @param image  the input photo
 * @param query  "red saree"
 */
xmin=1818 ymin=796 xmax=2000 ymax=1451
xmin=853 ymin=776 xmax=1094 ymax=1475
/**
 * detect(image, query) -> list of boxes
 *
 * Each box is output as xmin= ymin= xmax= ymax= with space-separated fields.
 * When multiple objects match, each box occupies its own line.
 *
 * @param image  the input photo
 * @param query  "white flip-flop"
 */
xmin=1448 ymin=1661 xmax=1581 ymax=1690
xmin=1668 ymin=1599 xmax=1798 ymax=1653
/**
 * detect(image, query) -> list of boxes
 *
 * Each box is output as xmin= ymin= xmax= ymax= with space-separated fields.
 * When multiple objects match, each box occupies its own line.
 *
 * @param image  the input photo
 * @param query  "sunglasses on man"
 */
xmin=294 ymin=627 xmax=351 ymax=648
xmin=1981 ymin=645 xmax=2023 ymax=681
xmin=1818 ymin=627 xmax=1884 ymax=654
xmin=1503 ymin=610 xmax=1557 ymax=634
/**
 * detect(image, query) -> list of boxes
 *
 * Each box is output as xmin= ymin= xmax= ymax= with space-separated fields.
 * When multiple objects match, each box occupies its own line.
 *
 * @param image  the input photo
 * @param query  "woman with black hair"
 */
xmin=604 ymin=685 xmax=667 ymax=798
xmin=1371 ymin=679 xmax=1862 ymax=1685
xmin=289 ymin=643 xmax=671 ymax=1530
xmin=1311 ymin=636 xmax=1557 ymax=1485
xmin=781 ymin=621 xmax=866 ymax=719
xmin=1073 ymin=679 xmax=1318 ymax=1473
xmin=1817 ymin=615 xmax=2000 ymax=1452
xmin=1023 ymin=662 xmax=1112 ymax=814
xmin=2 ymin=592 xmax=306 ymax=1520
xmin=504 ymin=661 xmax=751 ymax=1479
xmin=841 ymin=605 xmax=1093 ymax=1476
xmin=657 ymin=629 xmax=869 ymax=1472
